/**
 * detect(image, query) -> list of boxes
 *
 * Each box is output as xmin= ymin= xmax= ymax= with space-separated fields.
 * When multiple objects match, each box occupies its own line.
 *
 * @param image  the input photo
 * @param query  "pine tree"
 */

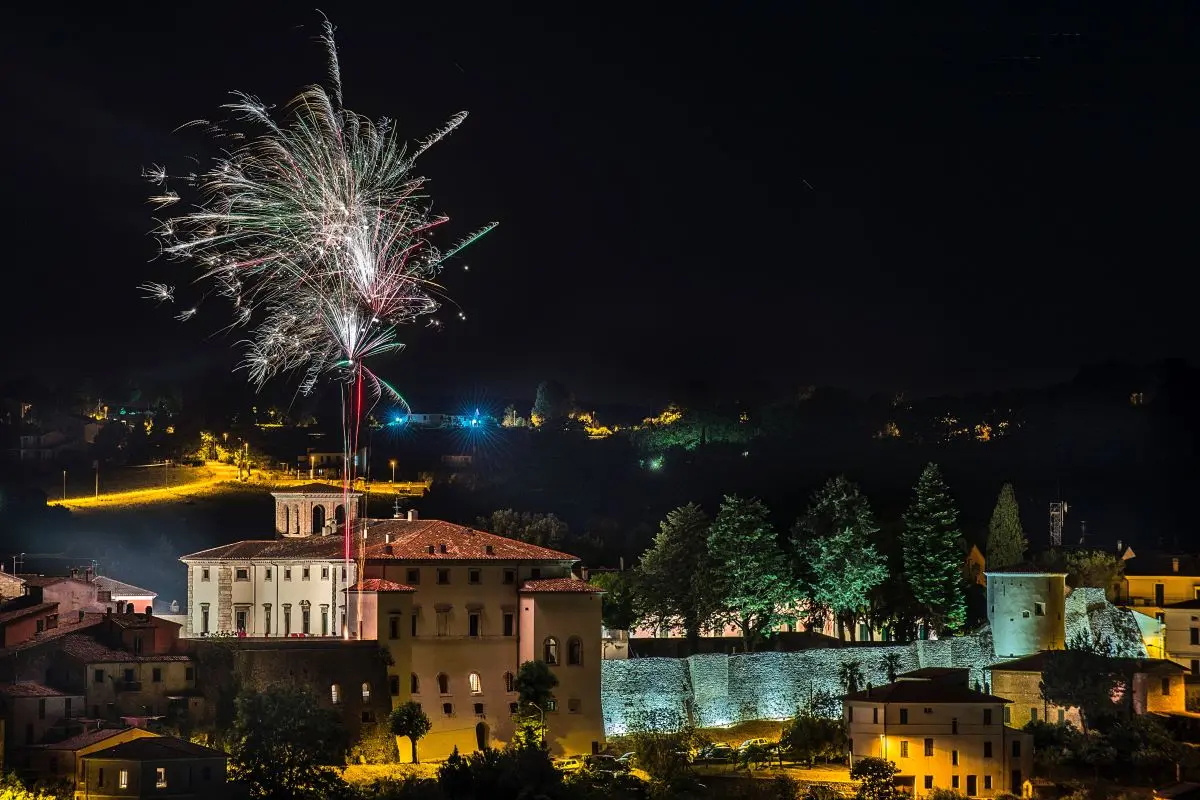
xmin=793 ymin=476 xmax=887 ymax=640
xmin=901 ymin=463 xmax=967 ymax=635
xmin=635 ymin=503 xmax=718 ymax=647
xmin=707 ymin=495 xmax=796 ymax=652
xmin=986 ymin=483 xmax=1028 ymax=570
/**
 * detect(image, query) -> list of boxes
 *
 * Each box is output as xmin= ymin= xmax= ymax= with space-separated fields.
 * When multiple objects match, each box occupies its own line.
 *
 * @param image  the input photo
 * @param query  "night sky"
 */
xmin=2 ymin=6 xmax=1196 ymax=405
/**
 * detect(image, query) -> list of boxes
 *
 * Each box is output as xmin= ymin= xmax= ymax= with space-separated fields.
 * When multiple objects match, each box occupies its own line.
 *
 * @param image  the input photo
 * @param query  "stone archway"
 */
xmin=312 ymin=504 xmax=326 ymax=534
xmin=335 ymin=504 xmax=346 ymax=526
xmin=475 ymin=722 xmax=489 ymax=751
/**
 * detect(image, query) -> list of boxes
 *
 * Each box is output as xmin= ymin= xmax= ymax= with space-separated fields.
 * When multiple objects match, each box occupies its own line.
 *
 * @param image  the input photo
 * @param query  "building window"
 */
xmin=412 ymin=613 xmax=418 ymax=637
xmin=1162 ymin=678 xmax=1172 ymax=696
xmin=951 ymin=717 xmax=958 ymax=734
xmin=469 ymin=673 xmax=482 ymax=694
xmin=443 ymin=703 xmax=454 ymax=716
xmin=389 ymin=616 xmax=400 ymax=639
xmin=119 ymin=770 xmax=129 ymax=789
xmin=235 ymin=608 xmax=248 ymax=632
xmin=156 ymin=767 xmax=167 ymax=788
xmin=503 ymin=569 xmax=516 ymax=585
xmin=321 ymin=566 xmax=329 ymax=580
xmin=1003 ymin=706 xmax=1011 ymax=724
xmin=1022 ymin=610 xmax=1030 ymax=618
xmin=201 ymin=603 xmax=210 ymax=635
xmin=264 ymin=604 xmax=272 ymax=634
xmin=469 ymin=612 xmax=481 ymax=637
xmin=321 ymin=605 xmax=330 ymax=636
xmin=303 ymin=566 xmax=311 ymax=581
xmin=873 ymin=707 xmax=879 ymax=724
xmin=509 ymin=702 xmax=519 ymax=714
xmin=284 ymin=567 xmax=292 ymax=581
xmin=133 ymin=636 xmax=143 ymax=656
xmin=436 ymin=610 xmax=450 ymax=637
xmin=848 ymin=707 xmax=854 ymax=722
xmin=924 ymin=776 xmax=933 ymax=790
xmin=265 ymin=567 xmax=272 ymax=581
xmin=984 ymin=741 xmax=993 ymax=758
xmin=390 ymin=675 xmax=400 ymax=696
xmin=544 ymin=637 xmax=559 ymax=665
xmin=124 ymin=668 xmax=135 ymax=683
xmin=924 ymin=738 xmax=933 ymax=757
xmin=474 ymin=702 xmax=484 ymax=716
xmin=568 ymin=698 xmax=581 ymax=714
xmin=1192 ymin=628 xmax=1199 ymax=646
xmin=504 ymin=671 xmax=515 ymax=693
xmin=1034 ymin=602 xmax=1045 ymax=616
xmin=98 ymin=768 xmax=104 ymax=787
xmin=201 ymin=567 xmax=210 ymax=582
xmin=93 ymin=669 xmax=104 ymax=684
xmin=437 ymin=673 xmax=450 ymax=694
xmin=951 ymin=750 xmax=959 ymax=766
xmin=362 ymin=682 xmax=371 ymax=701
xmin=283 ymin=604 xmax=292 ymax=635
xmin=503 ymin=613 xmax=515 ymax=637
xmin=412 ymin=674 xmax=420 ymax=694
xmin=38 ymin=699 xmax=46 ymax=719
xmin=235 ymin=567 xmax=249 ymax=581
xmin=899 ymin=741 xmax=909 ymax=758
xmin=952 ymin=776 xmax=960 ymax=789
xmin=984 ymin=776 xmax=993 ymax=790
xmin=1057 ymin=708 xmax=1065 ymax=723
xmin=899 ymin=708 xmax=908 ymax=725
xmin=407 ymin=568 xmax=420 ymax=584
xmin=302 ymin=604 xmax=311 ymax=634
xmin=437 ymin=569 xmax=450 ymax=585
xmin=152 ymin=668 xmax=162 ymax=683
xmin=331 ymin=684 xmax=341 ymax=704
xmin=567 ymin=637 xmax=583 ymax=666
xmin=546 ymin=699 xmax=557 ymax=712
xmin=186 ymin=667 xmax=195 ymax=681
xmin=983 ymin=708 xmax=992 ymax=725
xmin=469 ymin=569 xmax=481 ymax=584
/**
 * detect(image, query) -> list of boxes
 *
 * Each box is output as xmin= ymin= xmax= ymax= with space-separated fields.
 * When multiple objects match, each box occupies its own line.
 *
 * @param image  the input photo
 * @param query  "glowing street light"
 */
xmin=389 ymin=459 xmax=397 ymax=483
xmin=309 ymin=454 xmax=316 ymax=481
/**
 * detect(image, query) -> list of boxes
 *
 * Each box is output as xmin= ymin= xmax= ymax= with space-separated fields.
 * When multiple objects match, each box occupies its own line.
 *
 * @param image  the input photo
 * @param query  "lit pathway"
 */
xmin=48 ymin=463 xmax=243 ymax=510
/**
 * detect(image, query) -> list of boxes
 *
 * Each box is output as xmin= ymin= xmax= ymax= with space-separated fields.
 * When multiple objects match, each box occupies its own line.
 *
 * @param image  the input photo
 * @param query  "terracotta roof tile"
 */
xmin=0 ymin=601 xmax=58 ymax=626
xmin=59 ymin=634 xmax=192 ymax=664
xmin=520 ymin=577 xmax=603 ymax=593
xmin=107 ymin=613 xmax=180 ymax=631
xmin=844 ymin=680 xmax=1011 ymax=704
xmin=0 ymin=682 xmax=71 ymax=697
xmin=347 ymin=578 xmax=415 ymax=593
xmin=39 ymin=728 xmax=140 ymax=751
xmin=16 ymin=574 xmax=72 ymax=588
xmin=992 ymin=652 xmax=1188 ymax=675
xmin=0 ymin=613 xmax=105 ymax=654
xmin=272 ymin=483 xmax=361 ymax=496
xmin=86 ymin=736 xmax=228 ymax=761
xmin=182 ymin=519 xmax=579 ymax=562
xmin=93 ymin=576 xmax=157 ymax=599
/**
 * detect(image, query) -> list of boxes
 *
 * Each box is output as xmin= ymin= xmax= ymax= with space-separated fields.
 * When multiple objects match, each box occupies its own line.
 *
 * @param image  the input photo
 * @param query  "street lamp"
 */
xmin=389 ymin=459 xmax=397 ymax=483
xmin=62 ymin=469 xmax=67 ymax=501
xmin=309 ymin=454 xmax=315 ymax=481
xmin=529 ymin=703 xmax=546 ymax=744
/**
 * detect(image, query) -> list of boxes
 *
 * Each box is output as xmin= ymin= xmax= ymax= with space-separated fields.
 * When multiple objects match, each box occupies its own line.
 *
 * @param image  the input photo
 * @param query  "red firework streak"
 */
xmin=343 ymin=363 xmax=365 ymax=638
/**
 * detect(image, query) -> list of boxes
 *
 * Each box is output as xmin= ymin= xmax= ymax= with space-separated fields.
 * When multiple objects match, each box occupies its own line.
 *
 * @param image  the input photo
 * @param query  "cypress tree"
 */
xmin=986 ymin=483 xmax=1028 ymax=570
xmin=902 ymin=463 xmax=967 ymax=635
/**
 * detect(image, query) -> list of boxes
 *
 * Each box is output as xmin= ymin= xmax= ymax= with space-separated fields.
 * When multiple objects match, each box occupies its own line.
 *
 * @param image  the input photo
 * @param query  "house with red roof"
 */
xmin=179 ymin=486 xmax=605 ymax=759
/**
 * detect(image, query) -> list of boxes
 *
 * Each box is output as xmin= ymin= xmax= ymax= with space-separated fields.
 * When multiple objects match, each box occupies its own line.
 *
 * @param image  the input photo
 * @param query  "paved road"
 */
xmin=48 ymin=462 xmax=243 ymax=510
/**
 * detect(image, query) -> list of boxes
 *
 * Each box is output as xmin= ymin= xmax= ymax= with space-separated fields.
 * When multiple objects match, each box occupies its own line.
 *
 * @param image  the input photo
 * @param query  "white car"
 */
xmin=738 ymin=738 xmax=771 ymax=751
xmin=554 ymin=757 xmax=585 ymax=772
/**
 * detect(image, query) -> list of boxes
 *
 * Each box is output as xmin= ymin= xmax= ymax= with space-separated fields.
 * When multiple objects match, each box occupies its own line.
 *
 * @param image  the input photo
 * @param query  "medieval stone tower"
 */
xmin=271 ymin=484 xmax=362 ymax=537
xmin=985 ymin=567 xmax=1067 ymax=658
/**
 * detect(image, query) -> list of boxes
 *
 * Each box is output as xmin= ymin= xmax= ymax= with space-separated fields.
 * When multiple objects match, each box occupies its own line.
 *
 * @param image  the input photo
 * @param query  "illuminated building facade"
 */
xmin=180 ymin=487 xmax=606 ymax=758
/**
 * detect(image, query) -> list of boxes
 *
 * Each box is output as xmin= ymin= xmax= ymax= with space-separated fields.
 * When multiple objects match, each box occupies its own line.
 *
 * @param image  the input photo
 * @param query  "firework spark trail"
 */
xmin=144 ymin=18 xmax=495 ymax=636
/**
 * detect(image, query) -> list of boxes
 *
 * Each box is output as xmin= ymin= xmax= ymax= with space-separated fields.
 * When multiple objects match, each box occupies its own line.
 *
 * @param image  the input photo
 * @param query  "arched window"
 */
xmin=543 ymin=637 xmax=559 ymax=665
xmin=283 ymin=505 xmax=290 ymax=533
xmin=504 ymin=672 xmax=515 ymax=693
xmin=437 ymin=673 xmax=450 ymax=694
xmin=330 ymin=684 xmax=341 ymax=704
xmin=361 ymin=682 xmax=371 ymax=701
xmin=312 ymin=504 xmax=326 ymax=534
xmin=411 ymin=673 xmax=420 ymax=694
xmin=335 ymin=504 xmax=346 ymax=526
xmin=468 ymin=672 xmax=482 ymax=695
xmin=293 ymin=505 xmax=300 ymax=533
xmin=567 ymin=636 xmax=583 ymax=666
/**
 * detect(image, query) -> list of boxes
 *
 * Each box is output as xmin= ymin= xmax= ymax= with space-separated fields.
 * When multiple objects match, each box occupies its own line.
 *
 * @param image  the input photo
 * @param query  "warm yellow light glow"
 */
xmin=876 ymin=421 xmax=901 ymax=438
xmin=974 ymin=423 xmax=992 ymax=442
xmin=641 ymin=404 xmax=683 ymax=427
xmin=530 ymin=412 xmax=544 ymax=428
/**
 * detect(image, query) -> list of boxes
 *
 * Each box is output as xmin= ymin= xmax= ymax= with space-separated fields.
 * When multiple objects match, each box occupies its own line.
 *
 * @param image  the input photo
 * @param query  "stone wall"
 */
xmin=600 ymin=589 xmax=1147 ymax=735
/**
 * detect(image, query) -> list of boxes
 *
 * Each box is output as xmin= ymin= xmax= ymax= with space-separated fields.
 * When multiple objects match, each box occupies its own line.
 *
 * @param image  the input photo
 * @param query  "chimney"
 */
xmin=384 ymin=544 xmax=394 ymax=556
xmin=1173 ymin=558 xmax=1181 ymax=573
xmin=426 ymin=545 xmax=435 ymax=554
xmin=69 ymin=567 xmax=78 ymax=580
xmin=145 ymin=606 xmax=153 ymax=616
xmin=439 ymin=544 xmax=448 ymax=554
xmin=485 ymin=545 xmax=494 ymax=555
xmin=580 ymin=567 xmax=589 ymax=581
xmin=106 ymin=607 xmax=112 ymax=617
xmin=1117 ymin=539 xmax=1123 ymax=553
xmin=408 ymin=509 xmax=418 ymax=521
xmin=384 ymin=532 xmax=392 ymax=544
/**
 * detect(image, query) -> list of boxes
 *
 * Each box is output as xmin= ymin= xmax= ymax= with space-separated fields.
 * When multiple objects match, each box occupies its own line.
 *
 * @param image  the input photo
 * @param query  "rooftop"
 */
xmin=520 ymin=577 xmax=604 ymax=593
xmin=898 ymin=667 xmax=970 ymax=681
xmin=0 ymin=682 xmax=73 ymax=698
xmin=991 ymin=652 xmax=1189 ymax=675
xmin=106 ymin=612 xmax=181 ymax=631
xmin=182 ymin=518 xmax=578 ymax=563
xmin=38 ymin=727 xmax=144 ymax=751
xmin=984 ymin=563 xmax=1067 ymax=576
xmin=0 ymin=612 xmax=105 ymax=654
xmin=272 ymin=483 xmax=362 ymax=497
xmin=1163 ymin=599 xmax=1200 ymax=611
xmin=0 ymin=601 xmax=58 ymax=626
xmin=93 ymin=575 xmax=158 ymax=599
xmin=844 ymin=680 xmax=1011 ymax=705
xmin=85 ymin=736 xmax=228 ymax=762
xmin=347 ymin=578 xmax=416 ymax=593
xmin=59 ymin=633 xmax=192 ymax=663
xmin=1124 ymin=554 xmax=1200 ymax=578
xmin=16 ymin=574 xmax=75 ymax=588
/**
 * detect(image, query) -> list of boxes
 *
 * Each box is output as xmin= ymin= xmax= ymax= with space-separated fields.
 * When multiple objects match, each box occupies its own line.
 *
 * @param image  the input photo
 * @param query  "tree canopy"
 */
xmin=589 ymin=570 xmax=638 ymax=630
xmin=986 ymin=483 xmax=1027 ymax=569
xmin=635 ymin=503 xmax=719 ymax=645
xmin=531 ymin=380 xmax=573 ymax=426
xmin=901 ymin=463 xmax=967 ymax=634
xmin=477 ymin=509 xmax=568 ymax=549
xmin=390 ymin=701 xmax=433 ymax=764
xmin=707 ymin=495 xmax=796 ymax=651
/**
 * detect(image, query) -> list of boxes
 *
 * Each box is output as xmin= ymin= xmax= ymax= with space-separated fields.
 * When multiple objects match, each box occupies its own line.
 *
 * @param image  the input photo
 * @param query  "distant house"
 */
xmin=22 ymin=725 xmax=158 ymax=786
xmin=92 ymin=577 xmax=157 ymax=616
xmin=0 ymin=571 xmax=25 ymax=603
xmin=0 ymin=682 xmax=85 ymax=750
xmin=78 ymin=735 xmax=229 ymax=799
xmin=0 ymin=603 xmax=61 ymax=647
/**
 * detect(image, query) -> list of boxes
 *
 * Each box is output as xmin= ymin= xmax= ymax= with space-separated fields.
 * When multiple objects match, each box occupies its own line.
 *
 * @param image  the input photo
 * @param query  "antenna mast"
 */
xmin=1049 ymin=501 xmax=1068 ymax=547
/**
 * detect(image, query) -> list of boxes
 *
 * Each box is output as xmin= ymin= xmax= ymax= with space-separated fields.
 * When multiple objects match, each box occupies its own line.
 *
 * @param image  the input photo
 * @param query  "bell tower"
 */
xmin=270 ymin=483 xmax=363 ymax=538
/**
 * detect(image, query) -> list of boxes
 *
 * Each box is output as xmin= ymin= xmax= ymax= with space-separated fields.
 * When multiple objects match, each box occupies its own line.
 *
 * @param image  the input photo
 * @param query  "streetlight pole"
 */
xmin=389 ymin=459 xmax=397 ymax=484
xmin=94 ymin=460 xmax=99 ymax=498
xmin=309 ymin=454 xmax=315 ymax=481
xmin=529 ymin=703 xmax=546 ymax=744
xmin=62 ymin=470 xmax=67 ymax=501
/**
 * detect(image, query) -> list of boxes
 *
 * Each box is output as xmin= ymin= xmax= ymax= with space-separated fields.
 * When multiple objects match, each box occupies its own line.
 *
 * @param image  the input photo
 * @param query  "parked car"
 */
xmin=698 ymin=744 xmax=735 ymax=763
xmin=554 ymin=756 xmax=585 ymax=772
xmin=738 ymin=738 xmax=772 ymax=751
xmin=615 ymin=752 xmax=636 ymax=768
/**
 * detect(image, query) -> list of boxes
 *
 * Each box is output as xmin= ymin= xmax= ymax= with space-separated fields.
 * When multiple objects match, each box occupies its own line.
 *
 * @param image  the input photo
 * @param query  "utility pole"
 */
xmin=390 ymin=459 xmax=397 ymax=483
xmin=62 ymin=470 xmax=67 ymax=501
xmin=94 ymin=460 xmax=99 ymax=498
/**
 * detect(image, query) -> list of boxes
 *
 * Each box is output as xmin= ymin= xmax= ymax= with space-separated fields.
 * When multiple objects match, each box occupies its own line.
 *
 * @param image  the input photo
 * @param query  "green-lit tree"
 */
xmin=707 ymin=495 xmax=796 ymax=652
xmin=901 ymin=463 xmax=967 ymax=635
xmin=390 ymin=701 xmax=432 ymax=764
xmin=589 ymin=571 xmax=638 ymax=630
xmin=879 ymin=652 xmax=903 ymax=683
xmin=477 ymin=510 xmax=568 ymax=549
xmin=229 ymin=684 xmax=348 ymax=799
xmin=986 ymin=483 xmax=1027 ymax=569
xmin=839 ymin=660 xmax=865 ymax=694
xmin=635 ymin=503 xmax=719 ymax=648
xmin=793 ymin=476 xmax=887 ymax=640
